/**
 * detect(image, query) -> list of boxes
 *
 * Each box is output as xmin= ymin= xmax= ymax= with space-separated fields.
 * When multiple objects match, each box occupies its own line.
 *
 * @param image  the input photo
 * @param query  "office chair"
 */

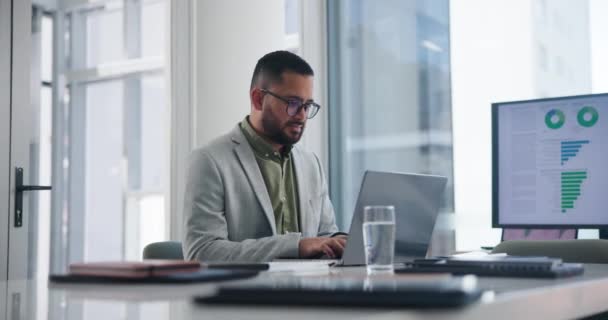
xmin=492 ymin=239 xmax=608 ymax=264
xmin=142 ymin=241 xmax=184 ymax=260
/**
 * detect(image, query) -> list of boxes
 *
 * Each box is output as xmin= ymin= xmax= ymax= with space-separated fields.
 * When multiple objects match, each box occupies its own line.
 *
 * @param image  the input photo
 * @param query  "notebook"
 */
xmin=395 ymin=256 xmax=584 ymax=278
xmin=68 ymin=260 xmax=202 ymax=278
xmin=197 ymin=275 xmax=483 ymax=308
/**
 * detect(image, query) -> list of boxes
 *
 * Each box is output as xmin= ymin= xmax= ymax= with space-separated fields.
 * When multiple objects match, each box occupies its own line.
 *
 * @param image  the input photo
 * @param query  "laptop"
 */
xmin=336 ymin=171 xmax=448 ymax=266
xmin=198 ymin=274 xmax=483 ymax=308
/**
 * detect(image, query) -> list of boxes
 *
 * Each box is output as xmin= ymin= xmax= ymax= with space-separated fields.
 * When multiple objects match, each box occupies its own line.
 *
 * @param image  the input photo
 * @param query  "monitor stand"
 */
xmin=502 ymin=228 xmax=577 ymax=241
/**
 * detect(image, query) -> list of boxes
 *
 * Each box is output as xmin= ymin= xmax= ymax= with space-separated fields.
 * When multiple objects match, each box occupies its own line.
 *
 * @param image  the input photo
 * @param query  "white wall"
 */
xmin=170 ymin=0 xmax=285 ymax=240
xmin=193 ymin=0 xmax=286 ymax=147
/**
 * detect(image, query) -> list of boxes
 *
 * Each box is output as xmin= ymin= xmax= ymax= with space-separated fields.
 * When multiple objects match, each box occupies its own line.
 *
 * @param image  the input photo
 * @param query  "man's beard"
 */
xmin=261 ymin=109 xmax=305 ymax=145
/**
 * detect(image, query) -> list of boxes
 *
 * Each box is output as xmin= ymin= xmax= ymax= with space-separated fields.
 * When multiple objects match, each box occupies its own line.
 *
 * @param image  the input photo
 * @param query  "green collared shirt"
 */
xmin=240 ymin=117 xmax=300 ymax=234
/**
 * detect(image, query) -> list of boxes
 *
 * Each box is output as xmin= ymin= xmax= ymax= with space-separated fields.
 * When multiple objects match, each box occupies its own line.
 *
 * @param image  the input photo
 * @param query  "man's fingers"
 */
xmin=322 ymin=243 xmax=336 ymax=258
xmin=335 ymin=237 xmax=347 ymax=247
xmin=333 ymin=238 xmax=346 ymax=252
xmin=299 ymin=237 xmax=350 ymax=258
xmin=325 ymin=238 xmax=345 ymax=256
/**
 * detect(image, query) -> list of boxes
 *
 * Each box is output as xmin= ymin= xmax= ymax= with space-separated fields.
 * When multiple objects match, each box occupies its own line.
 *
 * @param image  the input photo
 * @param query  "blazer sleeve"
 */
xmin=182 ymin=150 xmax=301 ymax=262
xmin=312 ymin=153 xmax=341 ymax=237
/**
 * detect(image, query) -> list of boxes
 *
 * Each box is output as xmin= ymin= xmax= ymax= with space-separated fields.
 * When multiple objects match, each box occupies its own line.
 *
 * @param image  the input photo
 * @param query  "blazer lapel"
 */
xmin=291 ymin=148 xmax=311 ymax=236
xmin=231 ymin=127 xmax=277 ymax=235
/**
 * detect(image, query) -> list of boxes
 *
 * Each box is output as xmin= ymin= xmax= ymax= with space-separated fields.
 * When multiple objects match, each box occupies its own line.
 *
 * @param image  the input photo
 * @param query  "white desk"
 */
xmin=4 ymin=264 xmax=608 ymax=320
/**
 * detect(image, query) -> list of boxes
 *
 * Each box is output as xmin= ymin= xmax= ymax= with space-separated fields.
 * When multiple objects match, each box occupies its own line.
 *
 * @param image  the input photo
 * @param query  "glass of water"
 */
xmin=363 ymin=205 xmax=396 ymax=274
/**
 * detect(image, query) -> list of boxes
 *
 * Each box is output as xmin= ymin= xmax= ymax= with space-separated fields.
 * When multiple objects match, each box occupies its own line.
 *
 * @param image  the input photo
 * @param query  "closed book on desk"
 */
xmin=69 ymin=260 xmax=202 ymax=278
xmin=50 ymin=260 xmax=259 ymax=284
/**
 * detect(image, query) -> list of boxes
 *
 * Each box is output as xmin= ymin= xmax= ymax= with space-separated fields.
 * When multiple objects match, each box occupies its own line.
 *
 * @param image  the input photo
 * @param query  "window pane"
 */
xmin=141 ymin=74 xmax=167 ymax=190
xmin=284 ymin=0 xmax=299 ymax=35
xmin=328 ymin=0 xmax=454 ymax=233
xmin=39 ymin=86 xmax=53 ymax=187
xmin=85 ymin=7 xmax=125 ymax=67
xmin=142 ymin=0 xmax=166 ymax=57
xmin=35 ymin=85 xmax=53 ymax=318
xmin=84 ymin=80 xmax=125 ymax=261
xmin=139 ymin=74 xmax=168 ymax=251
xmin=40 ymin=15 xmax=53 ymax=82
xmin=79 ymin=75 xmax=168 ymax=262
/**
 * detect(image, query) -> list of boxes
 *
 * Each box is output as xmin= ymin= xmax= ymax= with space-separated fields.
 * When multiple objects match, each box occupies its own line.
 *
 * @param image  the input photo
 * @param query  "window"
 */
xmin=538 ymin=44 xmax=548 ymax=71
xmin=327 ymin=0 xmax=454 ymax=254
xmin=452 ymin=0 xmax=607 ymax=249
xmin=57 ymin=0 xmax=169 ymax=264
xmin=47 ymin=1 xmax=170 ymax=318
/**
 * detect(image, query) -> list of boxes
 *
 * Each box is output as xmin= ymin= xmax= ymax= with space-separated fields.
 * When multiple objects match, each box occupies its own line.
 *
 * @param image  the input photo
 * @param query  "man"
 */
xmin=183 ymin=51 xmax=346 ymax=262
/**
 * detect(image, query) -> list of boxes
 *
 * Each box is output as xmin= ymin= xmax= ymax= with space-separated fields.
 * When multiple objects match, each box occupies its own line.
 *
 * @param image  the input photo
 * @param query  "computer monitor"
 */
xmin=493 ymin=93 xmax=608 ymax=228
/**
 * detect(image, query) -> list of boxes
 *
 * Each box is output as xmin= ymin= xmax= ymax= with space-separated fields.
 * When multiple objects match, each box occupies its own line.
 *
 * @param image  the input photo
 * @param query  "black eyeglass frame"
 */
xmin=260 ymin=89 xmax=321 ymax=119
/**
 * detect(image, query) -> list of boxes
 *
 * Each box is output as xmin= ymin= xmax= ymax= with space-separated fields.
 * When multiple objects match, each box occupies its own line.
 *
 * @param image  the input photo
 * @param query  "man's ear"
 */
xmin=250 ymin=88 xmax=264 ymax=112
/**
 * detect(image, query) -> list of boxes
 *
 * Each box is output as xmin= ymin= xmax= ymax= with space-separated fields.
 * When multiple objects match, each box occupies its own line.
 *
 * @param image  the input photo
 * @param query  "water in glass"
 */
xmin=362 ymin=206 xmax=396 ymax=274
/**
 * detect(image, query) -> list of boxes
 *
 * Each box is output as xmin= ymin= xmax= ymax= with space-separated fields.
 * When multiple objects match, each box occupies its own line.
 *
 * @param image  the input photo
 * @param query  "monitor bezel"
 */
xmin=492 ymin=92 xmax=608 ymax=228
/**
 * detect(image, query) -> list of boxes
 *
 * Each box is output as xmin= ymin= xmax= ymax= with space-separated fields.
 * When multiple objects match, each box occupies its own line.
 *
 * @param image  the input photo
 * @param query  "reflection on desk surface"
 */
xmin=2 ymin=264 xmax=608 ymax=320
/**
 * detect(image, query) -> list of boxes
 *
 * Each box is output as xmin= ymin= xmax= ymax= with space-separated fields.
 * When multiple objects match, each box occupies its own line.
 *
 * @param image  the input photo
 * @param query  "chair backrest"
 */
xmin=142 ymin=241 xmax=184 ymax=260
xmin=492 ymin=239 xmax=608 ymax=264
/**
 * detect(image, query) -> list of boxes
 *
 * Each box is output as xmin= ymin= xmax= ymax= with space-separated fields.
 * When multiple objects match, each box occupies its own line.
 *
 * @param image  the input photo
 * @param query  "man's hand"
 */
xmin=298 ymin=236 xmax=347 ymax=259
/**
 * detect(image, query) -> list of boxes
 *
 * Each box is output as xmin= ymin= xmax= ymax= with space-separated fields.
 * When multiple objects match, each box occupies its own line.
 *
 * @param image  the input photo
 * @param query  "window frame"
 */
xmin=52 ymin=0 xmax=170 ymax=271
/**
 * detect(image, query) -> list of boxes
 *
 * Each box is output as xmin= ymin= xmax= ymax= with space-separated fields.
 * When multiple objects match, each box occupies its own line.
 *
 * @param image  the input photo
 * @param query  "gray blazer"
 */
xmin=183 ymin=125 xmax=339 ymax=262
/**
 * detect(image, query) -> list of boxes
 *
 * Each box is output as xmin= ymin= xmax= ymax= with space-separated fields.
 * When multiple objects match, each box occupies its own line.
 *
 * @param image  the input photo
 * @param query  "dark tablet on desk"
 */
xmin=49 ymin=269 xmax=259 ymax=284
xmin=197 ymin=275 xmax=483 ymax=308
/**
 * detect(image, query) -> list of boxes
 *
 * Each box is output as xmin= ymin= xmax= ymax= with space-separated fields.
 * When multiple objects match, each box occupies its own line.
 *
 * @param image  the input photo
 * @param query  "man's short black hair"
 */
xmin=250 ymin=50 xmax=314 ymax=89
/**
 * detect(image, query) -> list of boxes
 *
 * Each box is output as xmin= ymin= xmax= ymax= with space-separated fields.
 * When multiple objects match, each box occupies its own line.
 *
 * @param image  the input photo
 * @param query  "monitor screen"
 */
xmin=493 ymin=93 xmax=608 ymax=228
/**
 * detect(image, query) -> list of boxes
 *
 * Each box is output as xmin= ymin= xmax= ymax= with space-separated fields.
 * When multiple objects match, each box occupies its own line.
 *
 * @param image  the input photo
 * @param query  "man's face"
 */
xmin=260 ymin=72 xmax=313 ymax=145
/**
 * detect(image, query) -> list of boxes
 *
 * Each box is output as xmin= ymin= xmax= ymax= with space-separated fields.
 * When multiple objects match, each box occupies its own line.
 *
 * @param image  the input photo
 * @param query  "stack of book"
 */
xmin=68 ymin=260 xmax=202 ymax=278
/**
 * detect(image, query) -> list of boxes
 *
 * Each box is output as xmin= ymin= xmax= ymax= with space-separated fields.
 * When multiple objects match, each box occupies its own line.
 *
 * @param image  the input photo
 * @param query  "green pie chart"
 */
xmin=545 ymin=109 xmax=565 ymax=129
xmin=577 ymin=106 xmax=599 ymax=127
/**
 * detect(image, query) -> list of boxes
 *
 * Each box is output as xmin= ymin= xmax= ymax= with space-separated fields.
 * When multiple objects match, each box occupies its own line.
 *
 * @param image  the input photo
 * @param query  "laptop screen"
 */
xmin=340 ymin=171 xmax=447 ymax=266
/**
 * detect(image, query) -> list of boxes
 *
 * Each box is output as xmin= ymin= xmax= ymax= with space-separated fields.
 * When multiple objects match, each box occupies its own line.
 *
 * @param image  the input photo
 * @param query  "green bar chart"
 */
xmin=561 ymin=171 xmax=587 ymax=213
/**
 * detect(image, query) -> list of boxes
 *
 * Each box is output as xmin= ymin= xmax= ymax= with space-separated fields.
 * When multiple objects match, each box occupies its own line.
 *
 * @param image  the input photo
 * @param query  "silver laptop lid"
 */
xmin=340 ymin=171 xmax=447 ymax=266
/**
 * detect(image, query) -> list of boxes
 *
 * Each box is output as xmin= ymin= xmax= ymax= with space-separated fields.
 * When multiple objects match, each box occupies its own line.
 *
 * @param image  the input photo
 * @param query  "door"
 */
xmin=7 ymin=0 xmax=37 ymax=282
xmin=1 ymin=0 xmax=13 ymax=316
xmin=3 ymin=0 xmax=30 ymax=317
xmin=2 ymin=0 xmax=172 ymax=317
xmin=1 ymin=0 xmax=12 ymax=283
xmin=3 ymin=0 xmax=54 ymax=318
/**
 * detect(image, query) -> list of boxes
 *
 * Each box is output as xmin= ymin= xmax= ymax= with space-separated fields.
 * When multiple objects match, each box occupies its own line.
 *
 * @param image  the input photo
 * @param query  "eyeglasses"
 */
xmin=260 ymin=89 xmax=321 ymax=119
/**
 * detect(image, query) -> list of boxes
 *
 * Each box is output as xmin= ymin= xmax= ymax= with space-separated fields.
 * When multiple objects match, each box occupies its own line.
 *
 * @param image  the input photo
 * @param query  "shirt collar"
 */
xmin=240 ymin=116 xmax=293 ymax=158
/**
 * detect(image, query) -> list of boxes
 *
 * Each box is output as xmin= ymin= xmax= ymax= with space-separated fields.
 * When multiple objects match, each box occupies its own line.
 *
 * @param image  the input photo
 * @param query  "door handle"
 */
xmin=14 ymin=167 xmax=52 ymax=228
